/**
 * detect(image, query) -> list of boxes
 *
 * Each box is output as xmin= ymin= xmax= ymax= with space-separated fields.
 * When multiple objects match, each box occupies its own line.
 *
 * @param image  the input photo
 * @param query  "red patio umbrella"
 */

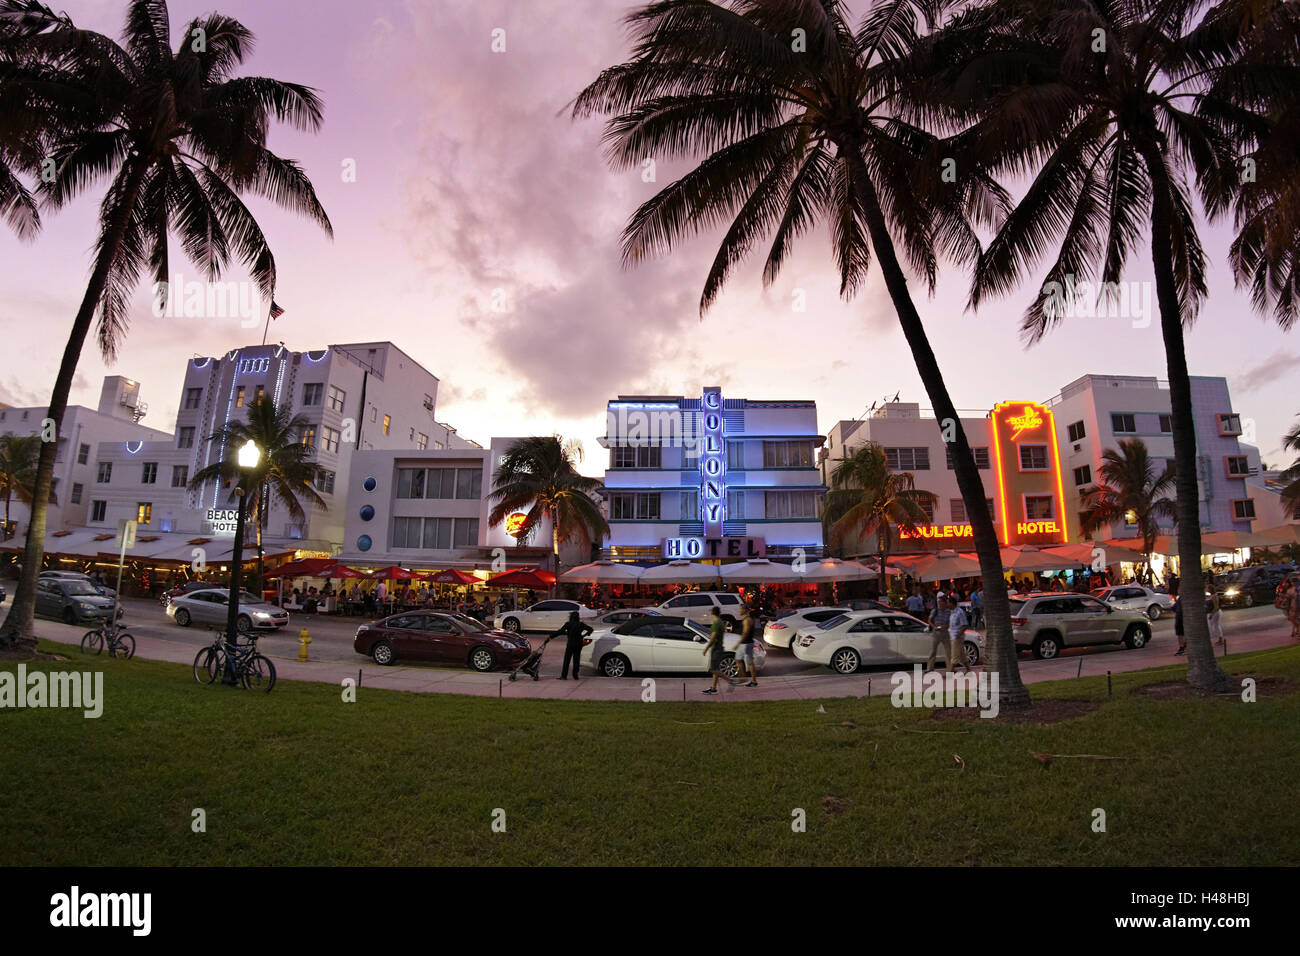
xmin=424 ymin=568 xmax=479 ymax=585
xmin=264 ymin=557 xmax=336 ymax=579
xmin=320 ymin=562 xmax=369 ymax=579
xmin=488 ymin=568 xmax=556 ymax=588
xmin=367 ymin=566 xmax=417 ymax=580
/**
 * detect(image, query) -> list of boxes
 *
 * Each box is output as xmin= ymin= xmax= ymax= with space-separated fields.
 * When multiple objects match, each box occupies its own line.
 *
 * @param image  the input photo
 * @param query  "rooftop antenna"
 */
xmin=893 ymin=390 xmax=900 ymax=402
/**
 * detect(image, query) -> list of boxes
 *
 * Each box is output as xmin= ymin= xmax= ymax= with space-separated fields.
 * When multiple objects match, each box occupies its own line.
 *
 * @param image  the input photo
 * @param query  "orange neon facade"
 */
xmin=989 ymin=400 xmax=1070 ymax=547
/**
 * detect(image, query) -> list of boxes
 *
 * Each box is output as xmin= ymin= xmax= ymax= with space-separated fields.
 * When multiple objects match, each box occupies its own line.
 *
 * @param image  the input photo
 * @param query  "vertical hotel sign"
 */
xmin=989 ymin=400 xmax=1069 ymax=546
xmin=701 ymin=387 xmax=725 ymax=538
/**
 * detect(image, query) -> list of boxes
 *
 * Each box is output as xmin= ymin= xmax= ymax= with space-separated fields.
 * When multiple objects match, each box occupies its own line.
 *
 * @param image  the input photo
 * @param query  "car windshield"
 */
xmin=1007 ymin=599 xmax=1026 ymax=614
xmin=450 ymin=613 xmax=488 ymax=632
xmin=818 ymin=614 xmax=849 ymax=630
xmin=684 ymin=620 xmax=708 ymax=637
xmin=63 ymin=581 xmax=100 ymax=596
xmin=1220 ymin=570 xmax=1245 ymax=583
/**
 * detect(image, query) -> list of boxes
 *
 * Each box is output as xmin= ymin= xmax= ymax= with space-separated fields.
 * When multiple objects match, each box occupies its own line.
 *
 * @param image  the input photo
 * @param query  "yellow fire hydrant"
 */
xmin=298 ymin=627 xmax=312 ymax=662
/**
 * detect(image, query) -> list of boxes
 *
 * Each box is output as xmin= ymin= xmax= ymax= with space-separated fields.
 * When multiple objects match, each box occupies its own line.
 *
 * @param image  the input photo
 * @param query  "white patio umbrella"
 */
xmin=559 ymin=560 xmax=645 ymax=584
xmin=799 ymin=558 xmax=879 ymax=582
xmin=718 ymin=558 xmax=804 ymax=583
xmin=638 ymin=560 xmax=722 ymax=585
xmin=1202 ymin=529 xmax=1291 ymax=551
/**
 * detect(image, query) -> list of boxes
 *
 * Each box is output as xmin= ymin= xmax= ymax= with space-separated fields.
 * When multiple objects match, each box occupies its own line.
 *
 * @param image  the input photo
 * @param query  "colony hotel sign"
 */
xmin=701 ymin=386 xmax=725 ymax=538
xmin=664 ymin=536 xmax=767 ymax=559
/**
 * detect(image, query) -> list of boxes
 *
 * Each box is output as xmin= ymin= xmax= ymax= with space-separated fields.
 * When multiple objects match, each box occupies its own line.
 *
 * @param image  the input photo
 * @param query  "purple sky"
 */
xmin=1 ymin=0 xmax=1297 ymax=473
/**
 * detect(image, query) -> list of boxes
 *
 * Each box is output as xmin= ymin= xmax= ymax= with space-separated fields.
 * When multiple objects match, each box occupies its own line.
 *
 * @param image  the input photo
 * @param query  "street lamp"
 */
xmin=223 ymin=440 xmax=262 ymax=683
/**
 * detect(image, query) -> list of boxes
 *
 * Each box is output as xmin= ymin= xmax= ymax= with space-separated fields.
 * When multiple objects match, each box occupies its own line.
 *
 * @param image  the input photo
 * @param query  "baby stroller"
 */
xmin=507 ymin=633 xmax=556 ymax=682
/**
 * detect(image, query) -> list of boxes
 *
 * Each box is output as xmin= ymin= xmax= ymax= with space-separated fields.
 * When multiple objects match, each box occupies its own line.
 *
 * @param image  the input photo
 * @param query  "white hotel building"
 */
xmin=598 ymin=389 xmax=827 ymax=561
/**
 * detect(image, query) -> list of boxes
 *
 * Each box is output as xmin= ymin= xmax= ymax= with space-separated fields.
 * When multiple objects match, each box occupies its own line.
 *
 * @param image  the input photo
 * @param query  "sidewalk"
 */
xmin=36 ymin=610 xmax=1296 ymax=702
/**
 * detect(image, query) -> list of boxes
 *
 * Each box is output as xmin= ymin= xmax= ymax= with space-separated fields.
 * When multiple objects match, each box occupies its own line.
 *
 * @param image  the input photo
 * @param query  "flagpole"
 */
xmin=261 ymin=307 xmax=271 ymax=346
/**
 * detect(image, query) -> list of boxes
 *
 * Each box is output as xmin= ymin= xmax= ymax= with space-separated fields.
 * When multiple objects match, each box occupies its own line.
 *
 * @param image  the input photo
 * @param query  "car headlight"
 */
xmin=77 ymin=602 xmax=95 ymax=610
xmin=1224 ymin=588 xmax=1238 ymax=597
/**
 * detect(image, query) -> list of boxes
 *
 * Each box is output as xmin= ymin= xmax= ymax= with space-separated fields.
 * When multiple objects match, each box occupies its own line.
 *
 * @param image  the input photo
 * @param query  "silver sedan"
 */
xmin=166 ymin=588 xmax=289 ymax=633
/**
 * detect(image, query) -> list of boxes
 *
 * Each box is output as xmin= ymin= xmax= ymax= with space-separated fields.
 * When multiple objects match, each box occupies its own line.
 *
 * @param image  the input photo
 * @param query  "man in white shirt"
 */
xmin=948 ymin=601 xmax=971 ymax=672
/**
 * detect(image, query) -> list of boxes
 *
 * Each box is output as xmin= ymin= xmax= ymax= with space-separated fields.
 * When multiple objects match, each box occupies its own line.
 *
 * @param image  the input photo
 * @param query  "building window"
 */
xmin=184 ymin=387 xmax=202 ymax=410
xmin=611 ymin=492 xmax=660 ymax=520
xmin=950 ymin=498 xmax=996 ymax=523
xmin=1232 ymin=499 xmax=1256 ymax=520
xmin=918 ymin=498 xmax=935 ymax=523
xmin=382 ymin=414 xmax=391 ymax=436
xmin=300 ymin=425 xmax=316 ymax=448
xmin=1024 ymin=495 xmax=1055 ymax=520
xmin=1158 ymin=413 xmax=1173 ymax=433
xmin=427 ymin=469 xmax=456 ymax=499
xmin=944 ymin=446 xmax=990 ymax=470
xmin=416 ymin=432 xmax=428 ymax=450
xmin=77 ymin=443 xmax=90 ymax=464
xmin=327 ymin=385 xmax=346 ymax=412
xmin=302 ymin=383 xmax=323 ymax=407
xmin=96 ymin=462 xmax=112 ymax=483
xmin=762 ymin=440 xmax=815 ymax=468
xmin=455 ymin=468 xmax=483 ymax=500
xmin=1217 ymin=413 xmax=1243 ymax=436
xmin=70 ymin=483 xmax=83 ymax=505
xmin=321 ymin=426 xmax=340 ymax=454
xmin=1019 ymin=444 xmax=1049 ymax=471
xmin=726 ymin=489 xmax=745 ymax=520
xmin=396 ymin=468 xmax=426 ymax=499
xmin=1111 ymin=413 xmax=1136 ymax=434
xmin=171 ymin=466 xmax=188 ymax=487
xmin=1073 ymin=464 xmax=1092 ymax=486
xmin=679 ymin=491 xmax=699 ymax=520
xmin=1067 ymin=420 xmax=1086 ymax=443
xmin=91 ymin=500 xmax=106 ymax=522
xmin=234 ymin=385 xmax=245 ymax=408
xmin=611 ymin=445 xmax=662 ymax=468
xmin=136 ymin=502 xmax=152 ymax=524
xmin=1225 ymin=456 xmax=1250 ymax=478
xmin=454 ymin=518 xmax=479 ymax=548
xmin=884 ymin=447 xmax=930 ymax=471
xmin=369 ymin=407 xmax=377 ymax=422
xmin=726 ymin=441 xmax=745 ymax=469
xmin=254 ymin=385 xmax=265 ymax=404
xmin=313 ymin=470 xmax=335 ymax=495
xmin=764 ymin=490 xmax=819 ymax=519
xmin=141 ymin=462 xmax=157 ymax=484
xmin=409 ymin=427 xmax=415 ymax=441
xmin=178 ymin=427 xmax=194 ymax=449
xmin=392 ymin=516 xmax=424 ymax=549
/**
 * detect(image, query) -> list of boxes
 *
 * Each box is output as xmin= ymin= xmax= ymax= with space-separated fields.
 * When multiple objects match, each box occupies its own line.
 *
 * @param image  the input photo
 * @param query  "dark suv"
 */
xmin=1215 ymin=565 xmax=1294 ymax=609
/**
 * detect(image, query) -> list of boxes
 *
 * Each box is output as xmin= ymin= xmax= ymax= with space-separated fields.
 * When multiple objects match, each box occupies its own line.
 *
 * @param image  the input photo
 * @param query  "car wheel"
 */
xmin=469 ymin=646 xmax=496 ymax=672
xmin=963 ymin=641 xmax=980 ymax=667
xmin=600 ymin=653 xmax=630 ymax=678
xmin=174 ymin=608 xmax=191 ymax=627
xmin=1032 ymin=632 xmax=1061 ymax=660
xmin=1243 ymin=593 xmax=1255 ymax=608
xmin=62 ymin=608 xmax=77 ymax=625
xmin=371 ymin=640 xmax=394 ymax=665
xmin=1124 ymin=623 xmax=1150 ymax=649
xmin=501 ymin=617 xmax=521 ymax=632
xmin=1146 ymin=604 xmax=1162 ymax=621
xmin=236 ymin=615 xmax=252 ymax=634
xmin=719 ymin=653 xmax=740 ymax=679
xmin=829 ymin=647 xmax=861 ymax=674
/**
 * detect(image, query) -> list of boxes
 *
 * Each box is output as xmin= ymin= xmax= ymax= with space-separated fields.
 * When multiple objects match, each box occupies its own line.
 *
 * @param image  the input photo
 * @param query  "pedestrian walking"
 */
xmin=1173 ymin=591 xmax=1186 ymax=656
xmin=735 ymin=604 xmax=759 ymax=687
xmin=970 ymin=582 xmax=983 ymax=629
xmin=1206 ymin=578 xmax=1224 ymax=648
xmin=702 ymin=606 xmax=731 ymax=694
xmin=948 ymin=599 xmax=970 ymax=672
xmin=927 ymin=595 xmax=954 ymax=671
xmin=906 ymin=587 xmax=925 ymax=616
xmin=1285 ymin=580 xmax=1300 ymax=641
xmin=550 ymin=610 xmax=593 ymax=680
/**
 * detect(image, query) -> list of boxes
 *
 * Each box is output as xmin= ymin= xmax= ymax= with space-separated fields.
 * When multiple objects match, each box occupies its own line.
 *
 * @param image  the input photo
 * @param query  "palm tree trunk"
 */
xmin=0 ymin=160 xmax=150 ymax=652
xmin=551 ymin=506 xmax=561 ymax=598
xmin=1140 ymin=147 xmax=1228 ymax=692
xmin=845 ymin=145 xmax=1028 ymax=706
xmin=879 ymin=525 xmax=891 ymax=597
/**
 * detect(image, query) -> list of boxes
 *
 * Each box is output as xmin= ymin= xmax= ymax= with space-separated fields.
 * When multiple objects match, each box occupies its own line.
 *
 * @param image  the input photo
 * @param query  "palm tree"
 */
xmin=822 ymin=442 xmax=936 ymax=592
xmin=573 ymin=0 xmax=1031 ymax=705
xmin=187 ymin=397 xmax=327 ymax=587
xmin=940 ymin=0 xmax=1297 ymax=691
xmin=1078 ymin=439 xmax=1178 ymax=581
xmin=1274 ymin=418 xmax=1300 ymax=521
xmin=0 ymin=0 xmax=332 ymax=651
xmin=0 ymin=434 xmax=41 ymax=540
xmin=487 ymin=437 xmax=609 ymax=581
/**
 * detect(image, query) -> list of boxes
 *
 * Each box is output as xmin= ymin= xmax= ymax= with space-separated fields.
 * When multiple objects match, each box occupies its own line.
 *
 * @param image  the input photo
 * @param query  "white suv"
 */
xmin=649 ymin=592 xmax=746 ymax=629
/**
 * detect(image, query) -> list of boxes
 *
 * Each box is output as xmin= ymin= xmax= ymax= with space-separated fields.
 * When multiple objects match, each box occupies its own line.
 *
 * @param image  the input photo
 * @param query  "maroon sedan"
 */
xmin=354 ymin=610 xmax=531 ymax=671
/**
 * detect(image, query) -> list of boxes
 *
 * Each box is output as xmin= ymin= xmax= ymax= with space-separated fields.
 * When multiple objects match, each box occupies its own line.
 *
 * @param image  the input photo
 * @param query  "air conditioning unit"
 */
xmin=1072 ymin=442 xmax=1081 ymax=453
xmin=423 ymin=400 xmax=433 ymax=410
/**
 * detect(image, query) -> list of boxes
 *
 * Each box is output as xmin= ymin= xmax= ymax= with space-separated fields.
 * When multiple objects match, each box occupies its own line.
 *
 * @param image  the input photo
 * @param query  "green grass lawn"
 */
xmin=2 ymin=639 xmax=1298 ymax=866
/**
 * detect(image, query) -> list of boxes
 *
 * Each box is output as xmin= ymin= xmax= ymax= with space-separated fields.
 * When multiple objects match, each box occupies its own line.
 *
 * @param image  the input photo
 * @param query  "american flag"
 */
xmin=269 ymin=301 xmax=285 ymax=319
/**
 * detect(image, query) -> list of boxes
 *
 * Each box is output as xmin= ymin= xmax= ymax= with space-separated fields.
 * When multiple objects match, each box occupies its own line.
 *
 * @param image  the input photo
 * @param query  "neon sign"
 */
xmin=664 ymin=536 xmax=705 ymax=559
xmin=701 ymin=387 xmax=725 ymax=537
xmin=237 ymin=357 xmax=270 ymax=375
xmin=1007 ymin=405 xmax=1044 ymax=440
xmin=1016 ymin=521 xmax=1060 ymax=535
xmin=899 ymin=524 xmax=974 ymax=540
xmin=505 ymin=512 xmax=528 ymax=535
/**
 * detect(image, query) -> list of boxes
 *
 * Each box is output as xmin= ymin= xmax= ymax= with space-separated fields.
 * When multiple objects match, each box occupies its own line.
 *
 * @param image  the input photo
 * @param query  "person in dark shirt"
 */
xmin=551 ymin=611 xmax=593 ymax=680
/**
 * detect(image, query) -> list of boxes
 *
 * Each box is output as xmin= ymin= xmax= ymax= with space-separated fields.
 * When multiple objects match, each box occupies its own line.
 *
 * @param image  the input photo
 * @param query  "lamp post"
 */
xmin=223 ymin=439 xmax=261 ymax=683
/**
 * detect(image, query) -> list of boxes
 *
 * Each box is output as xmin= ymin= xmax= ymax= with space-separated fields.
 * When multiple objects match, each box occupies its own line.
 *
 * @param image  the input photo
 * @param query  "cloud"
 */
xmin=1233 ymin=350 xmax=1299 ymax=394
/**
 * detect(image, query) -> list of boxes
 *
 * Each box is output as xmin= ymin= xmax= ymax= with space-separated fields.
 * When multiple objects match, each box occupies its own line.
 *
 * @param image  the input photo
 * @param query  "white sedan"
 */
xmin=792 ymin=610 xmax=984 ymax=675
xmin=762 ymin=606 xmax=850 ymax=648
xmin=493 ymin=599 xmax=598 ymax=633
xmin=580 ymin=615 xmax=766 ymax=678
xmin=1093 ymin=585 xmax=1175 ymax=620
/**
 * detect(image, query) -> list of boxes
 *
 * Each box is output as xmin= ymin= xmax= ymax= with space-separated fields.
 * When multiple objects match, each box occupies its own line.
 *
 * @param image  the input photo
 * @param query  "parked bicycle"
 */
xmin=192 ymin=629 xmax=276 ymax=692
xmin=80 ymin=618 xmax=136 ymax=659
